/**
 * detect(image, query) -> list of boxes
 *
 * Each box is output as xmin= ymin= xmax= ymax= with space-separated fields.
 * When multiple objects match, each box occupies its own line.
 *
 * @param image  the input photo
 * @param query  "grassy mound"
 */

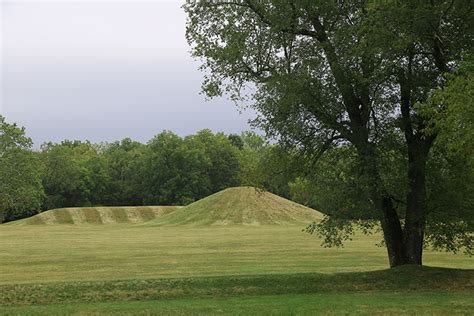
xmin=10 ymin=187 xmax=322 ymax=226
xmin=150 ymin=186 xmax=324 ymax=226
xmin=11 ymin=206 xmax=180 ymax=225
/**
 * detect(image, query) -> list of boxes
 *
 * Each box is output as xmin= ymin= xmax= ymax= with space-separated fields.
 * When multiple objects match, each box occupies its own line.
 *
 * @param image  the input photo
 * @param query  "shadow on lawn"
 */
xmin=1 ymin=265 xmax=473 ymax=307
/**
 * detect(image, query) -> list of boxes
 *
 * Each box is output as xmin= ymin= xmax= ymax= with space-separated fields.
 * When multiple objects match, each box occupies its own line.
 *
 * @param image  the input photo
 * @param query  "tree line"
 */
xmin=0 ymin=118 xmax=298 ymax=223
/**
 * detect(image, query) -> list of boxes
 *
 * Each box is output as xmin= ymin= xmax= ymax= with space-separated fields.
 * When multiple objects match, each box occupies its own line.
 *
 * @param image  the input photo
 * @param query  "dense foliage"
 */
xmin=37 ymin=130 xmax=243 ymax=211
xmin=184 ymin=0 xmax=473 ymax=265
xmin=0 ymin=118 xmax=285 ymax=221
xmin=0 ymin=116 xmax=44 ymax=223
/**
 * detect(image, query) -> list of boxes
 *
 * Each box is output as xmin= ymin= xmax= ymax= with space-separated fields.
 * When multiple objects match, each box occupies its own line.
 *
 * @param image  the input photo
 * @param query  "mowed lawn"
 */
xmin=1 ymin=224 xmax=472 ymax=314
xmin=0 ymin=224 xmax=471 ymax=284
xmin=4 ymin=291 xmax=474 ymax=315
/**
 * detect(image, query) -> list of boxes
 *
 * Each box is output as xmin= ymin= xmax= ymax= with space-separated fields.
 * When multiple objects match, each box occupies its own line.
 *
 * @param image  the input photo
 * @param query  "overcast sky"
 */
xmin=0 ymin=0 xmax=255 ymax=146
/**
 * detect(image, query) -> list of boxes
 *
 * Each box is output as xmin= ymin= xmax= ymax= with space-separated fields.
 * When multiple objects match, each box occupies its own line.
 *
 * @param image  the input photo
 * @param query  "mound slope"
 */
xmin=150 ymin=186 xmax=324 ymax=226
xmin=12 ymin=206 xmax=180 ymax=225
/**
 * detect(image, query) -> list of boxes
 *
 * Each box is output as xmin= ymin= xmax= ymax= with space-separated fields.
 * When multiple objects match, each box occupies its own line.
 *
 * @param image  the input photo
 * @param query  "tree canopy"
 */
xmin=184 ymin=0 xmax=473 ymax=266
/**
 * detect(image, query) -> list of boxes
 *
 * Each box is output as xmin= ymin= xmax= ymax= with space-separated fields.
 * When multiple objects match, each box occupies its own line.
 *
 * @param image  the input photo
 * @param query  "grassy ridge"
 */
xmin=9 ymin=206 xmax=180 ymax=225
xmin=150 ymin=187 xmax=324 ymax=226
xmin=1 ymin=266 xmax=472 ymax=306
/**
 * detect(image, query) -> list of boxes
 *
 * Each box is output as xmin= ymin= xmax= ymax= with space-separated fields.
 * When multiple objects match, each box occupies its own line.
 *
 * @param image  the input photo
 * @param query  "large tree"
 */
xmin=185 ymin=0 xmax=473 ymax=266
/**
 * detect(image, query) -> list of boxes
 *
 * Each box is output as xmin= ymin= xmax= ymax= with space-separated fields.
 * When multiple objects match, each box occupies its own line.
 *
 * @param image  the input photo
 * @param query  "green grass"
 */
xmin=1 ymin=265 xmax=472 ymax=306
xmin=1 ymin=225 xmax=471 ymax=285
xmin=150 ymin=186 xmax=324 ymax=226
xmin=1 ymin=203 xmax=472 ymax=314
xmin=0 ymin=224 xmax=474 ymax=315
xmin=10 ymin=206 xmax=180 ymax=225
xmin=11 ymin=187 xmax=323 ymax=227
xmin=3 ymin=291 xmax=473 ymax=315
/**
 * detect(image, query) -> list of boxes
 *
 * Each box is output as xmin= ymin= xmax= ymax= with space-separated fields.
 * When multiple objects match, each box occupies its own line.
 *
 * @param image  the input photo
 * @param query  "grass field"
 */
xmin=1 ymin=224 xmax=473 ymax=314
xmin=1 ymin=189 xmax=472 ymax=314
xmin=1 ymin=225 xmax=472 ymax=284
xmin=3 ymin=291 xmax=473 ymax=315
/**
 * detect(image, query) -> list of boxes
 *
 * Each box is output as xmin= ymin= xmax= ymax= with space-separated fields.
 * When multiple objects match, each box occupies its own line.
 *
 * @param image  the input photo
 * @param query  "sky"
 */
xmin=0 ymin=0 xmax=256 ymax=146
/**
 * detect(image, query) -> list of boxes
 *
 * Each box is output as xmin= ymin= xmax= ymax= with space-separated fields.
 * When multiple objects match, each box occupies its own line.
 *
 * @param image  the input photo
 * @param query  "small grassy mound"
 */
xmin=11 ymin=206 xmax=180 ymax=225
xmin=150 ymin=186 xmax=324 ymax=226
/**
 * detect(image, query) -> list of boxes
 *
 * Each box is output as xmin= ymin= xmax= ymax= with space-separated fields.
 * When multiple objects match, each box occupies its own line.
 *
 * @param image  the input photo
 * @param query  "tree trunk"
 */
xmin=398 ymin=63 xmax=433 ymax=266
xmin=403 ymin=141 xmax=430 ymax=265
xmin=351 ymin=130 xmax=432 ymax=268
xmin=380 ymin=148 xmax=430 ymax=267
xmin=354 ymin=142 xmax=408 ymax=267
xmin=367 ymin=148 xmax=430 ymax=267
xmin=381 ymin=197 xmax=407 ymax=267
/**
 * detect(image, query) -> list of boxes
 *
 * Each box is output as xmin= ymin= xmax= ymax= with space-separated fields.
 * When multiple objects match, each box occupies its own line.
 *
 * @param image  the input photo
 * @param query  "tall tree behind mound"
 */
xmin=149 ymin=187 xmax=324 ymax=226
xmin=184 ymin=1 xmax=473 ymax=266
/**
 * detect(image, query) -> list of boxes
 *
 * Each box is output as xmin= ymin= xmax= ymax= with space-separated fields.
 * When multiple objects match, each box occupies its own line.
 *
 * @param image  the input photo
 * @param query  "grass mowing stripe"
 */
xmin=141 ymin=207 xmax=158 ymax=221
xmin=53 ymin=209 xmax=74 ymax=224
xmin=26 ymin=214 xmax=45 ymax=225
xmin=112 ymin=208 xmax=130 ymax=223
xmin=68 ymin=209 xmax=87 ymax=224
xmin=1 ymin=266 xmax=472 ymax=307
xmin=82 ymin=208 xmax=102 ymax=224
xmin=97 ymin=208 xmax=116 ymax=224
xmin=10 ymin=206 xmax=183 ymax=225
xmin=39 ymin=210 xmax=58 ymax=225
xmin=124 ymin=208 xmax=143 ymax=223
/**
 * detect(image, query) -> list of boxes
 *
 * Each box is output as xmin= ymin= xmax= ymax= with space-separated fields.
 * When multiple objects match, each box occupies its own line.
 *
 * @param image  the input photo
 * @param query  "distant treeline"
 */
xmin=1 ymin=116 xmax=312 ymax=223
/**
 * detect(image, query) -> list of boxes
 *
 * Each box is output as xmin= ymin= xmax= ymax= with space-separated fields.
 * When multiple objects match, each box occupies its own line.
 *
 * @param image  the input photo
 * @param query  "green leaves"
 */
xmin=0 ymin=116 xmax=44 ymax=222
xmin=421 ymin=58 xmax=474 ymax=156
xmin=0 ymin=116 xmax=33 ymax=153
xmin=184 ymin=0 xmax=474 ymax=261
xmin=136 ymin=130 xmax=241 ymax=206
